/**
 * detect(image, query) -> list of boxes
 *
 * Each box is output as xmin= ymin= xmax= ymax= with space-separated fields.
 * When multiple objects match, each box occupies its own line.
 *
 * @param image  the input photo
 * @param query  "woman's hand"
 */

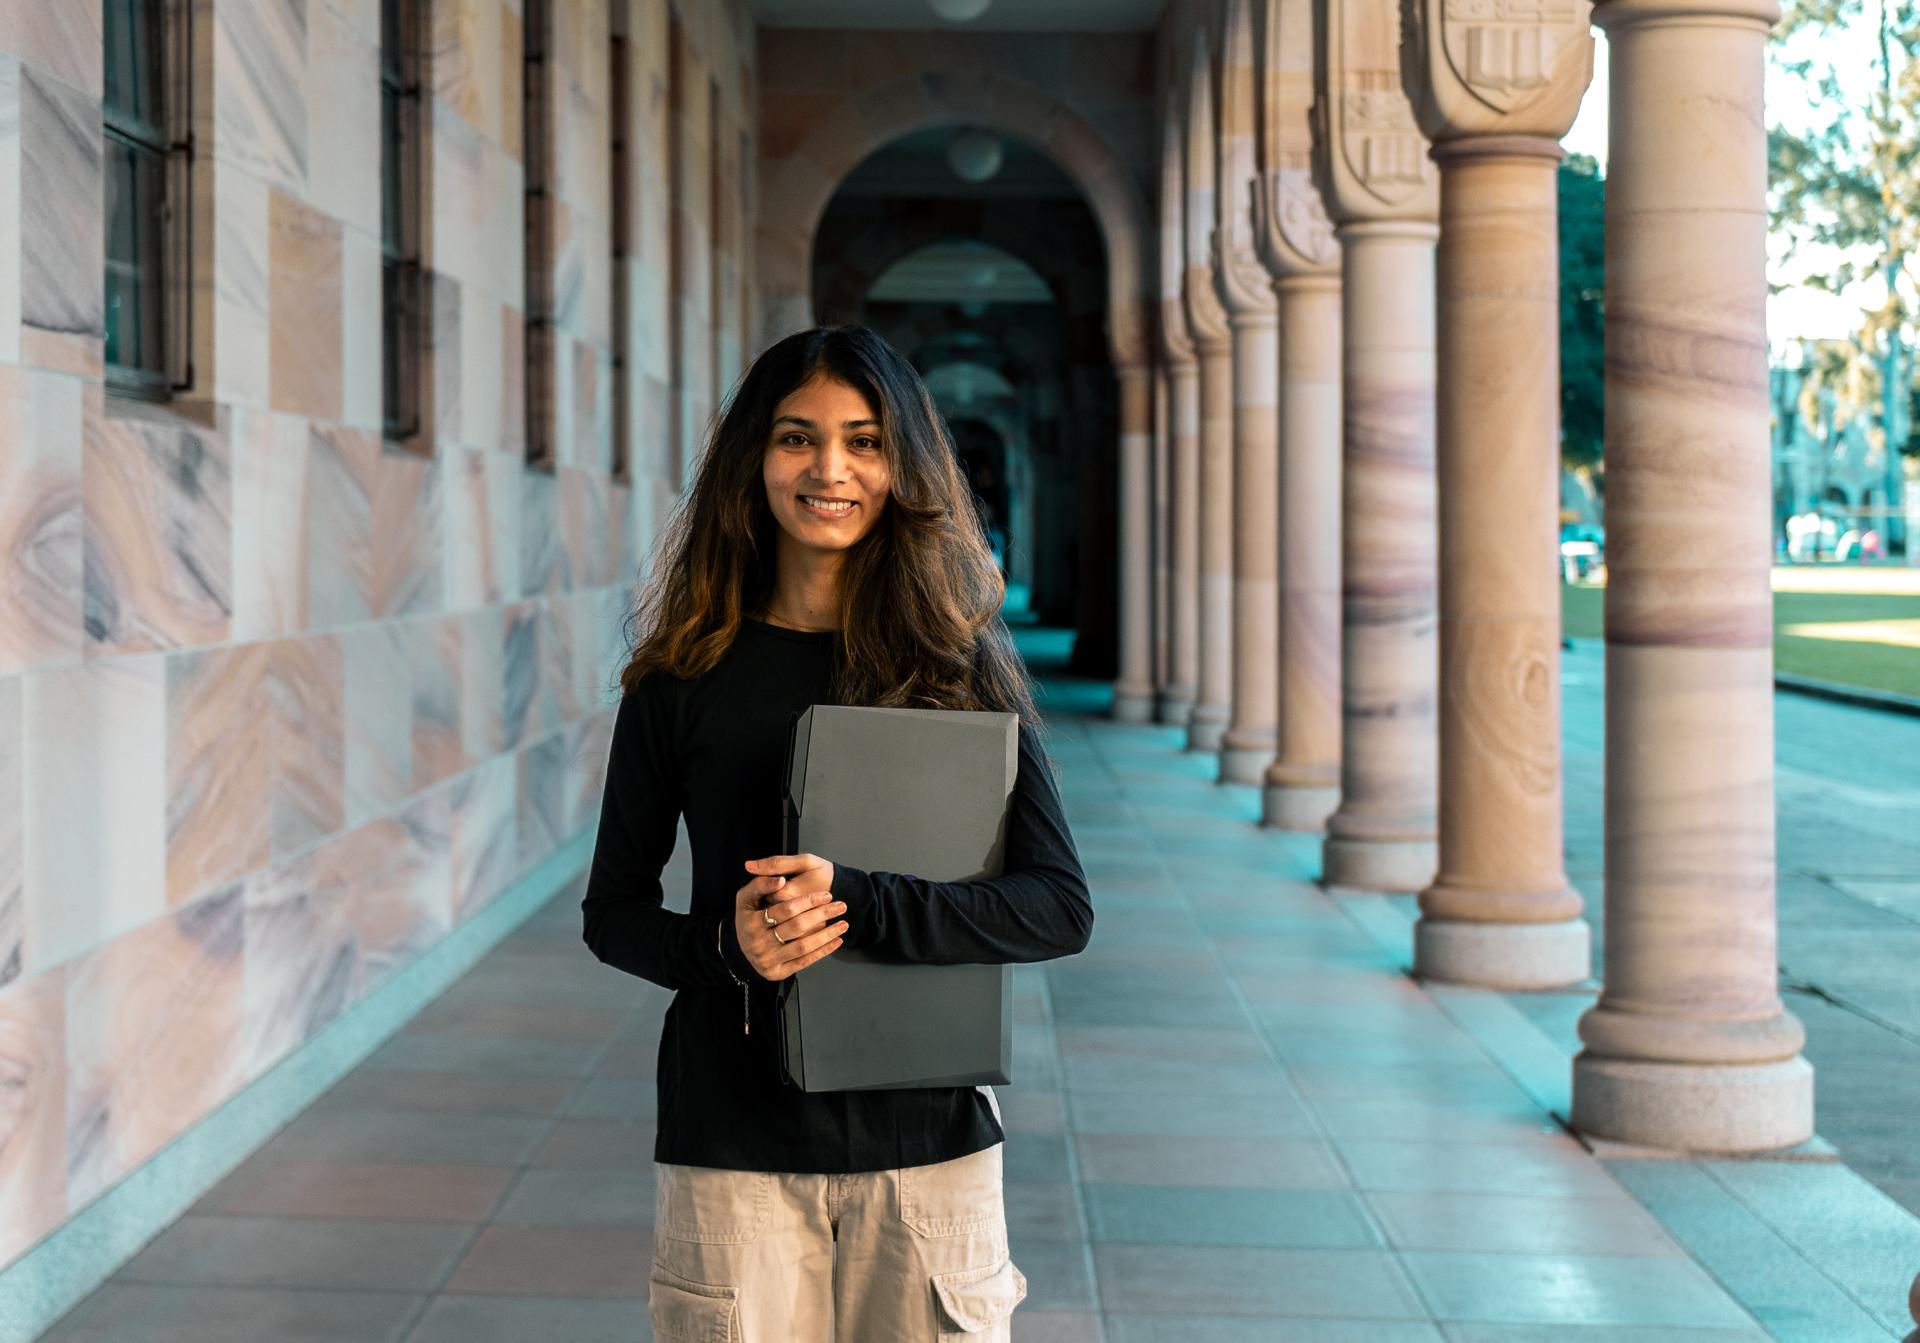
xmin=734 ymin=853 xmax=847 ymax=980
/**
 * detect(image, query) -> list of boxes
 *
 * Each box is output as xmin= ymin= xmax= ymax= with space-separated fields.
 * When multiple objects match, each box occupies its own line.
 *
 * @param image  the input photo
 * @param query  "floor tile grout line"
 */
xmin=1077 ymin=712 xmax=1445 ymax=1327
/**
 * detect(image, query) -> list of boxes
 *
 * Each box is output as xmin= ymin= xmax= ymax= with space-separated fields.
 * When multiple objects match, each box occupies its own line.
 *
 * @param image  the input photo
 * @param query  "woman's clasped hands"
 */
xmin=733 ymin=853 xmax=850 ymax=979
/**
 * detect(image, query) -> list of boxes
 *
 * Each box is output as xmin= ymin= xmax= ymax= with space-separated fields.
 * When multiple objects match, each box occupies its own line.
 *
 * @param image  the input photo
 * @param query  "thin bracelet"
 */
xmin=717 ymin=917 xmax=750 ymax=1036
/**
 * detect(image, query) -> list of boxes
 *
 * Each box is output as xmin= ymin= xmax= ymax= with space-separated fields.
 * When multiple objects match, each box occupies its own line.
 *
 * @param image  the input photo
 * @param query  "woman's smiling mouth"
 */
xmin=800 ymin=495 xmax=857 ymax=517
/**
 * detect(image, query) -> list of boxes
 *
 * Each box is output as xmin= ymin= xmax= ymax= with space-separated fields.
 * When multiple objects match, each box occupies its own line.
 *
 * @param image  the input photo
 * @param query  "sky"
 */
xmin=1559 ymin=19 xmax=1891 ymax=357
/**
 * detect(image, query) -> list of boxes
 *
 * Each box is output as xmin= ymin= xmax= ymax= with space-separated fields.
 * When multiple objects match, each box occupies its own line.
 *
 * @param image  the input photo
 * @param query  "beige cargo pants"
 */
xmin=646 ymin=1139 xmax=1028 ymax=1341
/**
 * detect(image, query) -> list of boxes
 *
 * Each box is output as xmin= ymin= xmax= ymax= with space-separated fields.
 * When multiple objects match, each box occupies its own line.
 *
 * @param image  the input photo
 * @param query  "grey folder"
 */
xmin=776 ymin=704 xmax=1018 ymax=1092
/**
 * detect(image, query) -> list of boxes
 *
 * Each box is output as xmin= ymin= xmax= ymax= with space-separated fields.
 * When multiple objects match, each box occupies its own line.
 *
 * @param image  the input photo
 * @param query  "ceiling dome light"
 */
xmin=946 ymin=129 xmax=1004 ymax=183
xmin=927 ymin=0 xmax=993 ymax=22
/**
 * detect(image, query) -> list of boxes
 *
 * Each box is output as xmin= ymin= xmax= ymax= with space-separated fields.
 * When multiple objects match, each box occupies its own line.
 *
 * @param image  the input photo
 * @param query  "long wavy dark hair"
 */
xmin=617 ymin=324 xmax=1040 ymax=730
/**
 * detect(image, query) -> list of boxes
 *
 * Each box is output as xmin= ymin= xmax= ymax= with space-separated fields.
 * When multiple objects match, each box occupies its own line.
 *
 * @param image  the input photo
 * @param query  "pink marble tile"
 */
xmin=344 ymin=621 xmax=412 ymax=825
xmin=0 ymin=966 xmax=68 ymax=1265
xmin=499 ymin=302 xmax=527 ymax=457
xmin=242 ymin=830 xmax=359 ymax=1077
xmin=450 ymin=752 xmax=516 ymax=922
xmin=0 ymin=364 xmax=84 ymax=673
xmin=410 ymin=612 xmax=466 ymax=792
xmin=65 ymin=885 xmax=246 ymax=1209
xmin=18 ymin=64 xmax=100 ymax=371
xmin=540 ymin=594 xmax=578 ymax=725
xmin=502 ymin=599 xmax=540 ymax=750
xmin=368 ymin=441 xmax=442 ymax=618
xmin=212 ymin=0 xmax=307 ymax=189
xmin=23 ymin=658 xmax=167 ymax=973
xmin=350 ymin=791 xmax=453 ymax=997
xmin=460 ymin=603 xmax=506 ymax=761
xmin=0 ymin=675 xmax=18 ymax=986
xmin=231 ymin=409 xmax=312 ymax=641
xmin=306 ymin=423 xmax=378 ymax=625
xmin=268 ymin=188 xmax=343 ymax=419
xmin=82 ymin=397 xmax=234 ymax=655
xmin=427 ymin=268 xmax=463 ymax=444
xmin=268 ymin=632 xmax=346 ymax=856
xmin=1 ymin=0 xmax=102 ymax=95
xmin=165 ymin=641 xmax=272 ymax=909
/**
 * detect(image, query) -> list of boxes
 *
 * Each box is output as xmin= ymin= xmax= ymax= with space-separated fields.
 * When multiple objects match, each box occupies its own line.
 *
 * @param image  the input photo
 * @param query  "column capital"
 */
xmin=1257 ymin=0 xmax=1342 ymax=275
xmin=1309 ymin=0 xmax=1440 ymax=225
xmin=1400 ymin=0 xmax=1596 ymax=144
xmin=1593 ymin=0 xmax=1779 ymax=30
xmin=1211 ymin=220 xmax=1281 ymax=318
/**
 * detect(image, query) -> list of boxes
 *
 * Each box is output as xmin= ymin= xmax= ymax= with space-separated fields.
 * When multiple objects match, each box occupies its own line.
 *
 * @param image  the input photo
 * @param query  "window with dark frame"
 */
xmin=523 ymin=0 xmax=556 ymax=470
xmin=380 ymin=0 xmax=424 ymax=444
xmin=103 ymin=0 xmax=189 ymax=399
xmin=610 ymin=10 xmax=631 ymax=482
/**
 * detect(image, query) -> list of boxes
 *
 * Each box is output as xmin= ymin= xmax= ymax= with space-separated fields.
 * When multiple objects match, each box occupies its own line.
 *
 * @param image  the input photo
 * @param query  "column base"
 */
xmin=1155 ymin=689 xmax=1196 ymax=726
xmin=1321 ymin=833 xmax=1437 ymax=894
xmin=1218 ymin=742 xmax=1272 ymax=785
xmin=1186 ymin=707 xmax=1229 ymax=752
xmin=1413 ymin=916 xmax=1591 ymax=989
xmin=1112 ymin=688 xmax=1156 ymax=724
xmin=1261 ymin=783 xmax=1338 ymax=831
xmin=1571 ymin=1053 xmax=1814 ymax=1154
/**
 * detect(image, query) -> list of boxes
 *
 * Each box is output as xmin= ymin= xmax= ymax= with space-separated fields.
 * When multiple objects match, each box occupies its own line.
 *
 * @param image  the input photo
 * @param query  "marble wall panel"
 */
xmin=499 ymin=0 xmax=522 ymax=160
xmin=82 ymin=398 xmax=234 ymax=655
xmin=0 ymin=676 xmax=18 ymax=987
xmin=0 ymin=365 xmax=85 ymax=673
xmin=502 ymin=597 xmax=539 ymax=750
xmin=22 ymin=658 xmax=167 ymax=974
xmin=18 ymin=65 xmax=101 ymax=375
xmin=368 ymin=443 xmax=443 ymax=618
xmin=445 ymin=445 xmax=512 ymax=608
xmin=267 ymin=186 xmax=343 ymax=419
xmin=65 ymin=884 xmax=246 ymax=1210
xmin=499 ymin=302 xmax=527 ymax=457
xmin=212 ymin=0 xmax=307 ymax=189
xmin=459 ymin=602 xmax=506 ymax=761
xmin=516 ymin=730 xmax=567 ymax=883
xmin=409 ymin=612 xmax=465 ymax=790
xmin=0 ymin=967 xmax=68 ymax=1266
xmin=520 ymin=464 xmax=565 ymax=596
xmin=165 ymin=642 xmax=272 ymax=909
xmin=339 ymin=225 xmax=382 ymax=428
xmin=460 ymin=280 xmax=504 ymax=452
xmin=305 ymin=423 xmax=377 ymax=625
xmin=570 ymin=335 xmax=601 ymax=470
xmin=432 ymin=0 xmax=508 ymax=148
xmin=268 ymin=631 xmax=346 ymax=856
xmin=305 ymin=1 xmax=378 ymax=236
xmin=241 ymin=826 xmax=359 ymax=1077
xmin=0 ymin=57 xmax=21 ymax=365
xmin=428 ymin=267 xmax=463 ymax=444
xmin=449 ymin=751 xmax=515 ymax=921
xmin=343 ymin=620 xmax=412 ymax=826
xmin=349 ymin=790 xmax=453 ymax=994
xmin=203 ymin=161 xmax=272 ymax=410
xmin=0 ymin=0 xmax=103 ymax=95
xmin=539 ymin=591 xmax=577 ymax=725
xmin=229 ymin=409 xmax=310 ymax=641
xmin=425 ymin=97 xmax=485 ymax=285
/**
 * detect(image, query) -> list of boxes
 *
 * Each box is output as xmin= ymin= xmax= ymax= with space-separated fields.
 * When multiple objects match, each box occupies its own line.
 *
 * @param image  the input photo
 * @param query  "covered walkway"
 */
xmin=39 ymin=645 xmax=1920 ymax=1341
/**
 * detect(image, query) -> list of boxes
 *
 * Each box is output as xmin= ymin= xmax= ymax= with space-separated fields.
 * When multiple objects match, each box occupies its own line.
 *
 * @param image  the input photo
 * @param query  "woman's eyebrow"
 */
xmin=772 ymin=415 xmax=879 ymax=430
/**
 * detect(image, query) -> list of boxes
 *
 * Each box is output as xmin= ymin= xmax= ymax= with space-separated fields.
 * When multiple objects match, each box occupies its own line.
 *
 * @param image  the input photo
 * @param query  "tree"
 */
xmin=1558 ymin=152 xmax=1605 ymax=475
xmin=1769 ymin=0 xmax=1919 ymax=550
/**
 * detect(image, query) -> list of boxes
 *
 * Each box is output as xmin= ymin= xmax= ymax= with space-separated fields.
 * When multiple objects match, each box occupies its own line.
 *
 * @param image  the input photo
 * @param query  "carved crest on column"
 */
xmin=1442 ymin=0 xmax=1584 ymax=113
xmin=1340 ymin=91 xmax=1433 ymax=207
xmin=1210 ymin=215 xmax=1278 ymax=314
xmin=1254 ymin=168 xmax=1339 ymax=275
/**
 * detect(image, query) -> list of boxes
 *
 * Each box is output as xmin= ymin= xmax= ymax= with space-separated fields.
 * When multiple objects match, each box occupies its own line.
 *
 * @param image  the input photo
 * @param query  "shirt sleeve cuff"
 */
xmin=717 ymin=913 xmax=765 ymax=982
xmin=829 ymin=861 xmax=877 ymax=949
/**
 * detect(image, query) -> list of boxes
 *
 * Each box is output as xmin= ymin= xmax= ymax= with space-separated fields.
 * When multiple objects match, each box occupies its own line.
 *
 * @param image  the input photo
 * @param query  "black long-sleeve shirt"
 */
xmin=580 ymin=616 xmax=1092 ymax=1173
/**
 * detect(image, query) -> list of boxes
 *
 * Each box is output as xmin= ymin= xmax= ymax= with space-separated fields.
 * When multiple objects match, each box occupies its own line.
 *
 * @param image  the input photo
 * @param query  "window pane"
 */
xmin=103 ymin=0 xmax=164 ymax=135
xmin=104 ymin=136 xmax=166 ymax=379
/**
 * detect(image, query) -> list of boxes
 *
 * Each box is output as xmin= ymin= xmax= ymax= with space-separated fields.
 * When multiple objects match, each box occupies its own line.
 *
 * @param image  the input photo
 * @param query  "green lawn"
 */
xmin=1561 ymin=576 xmax=1920 ymax=700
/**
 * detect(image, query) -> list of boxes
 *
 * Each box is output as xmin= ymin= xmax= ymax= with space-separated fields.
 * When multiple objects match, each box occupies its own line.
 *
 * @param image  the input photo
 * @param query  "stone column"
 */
xmin=1570 ymin=0 xmax=1813 ymax=1151
xmin=1151 ymin=364 xmax=1173 ymax=715
xmin=1114 ymin=361 xmax=1156 ymax=723
xmin=1254 ymin=0 xmax=1344 ymax=831
xmin=1185 ymin=39 xmax=1236 ymax=755
xmin=1310 ymin=0 xmax=1441 ymax=891
xmin=1159 ymin=95 xmax=1200 ymax=728
xmin=1214 ymin=0 xmax=1283 ymax=785
xmin=1398 ymin=0 xmax=1594 ymax=984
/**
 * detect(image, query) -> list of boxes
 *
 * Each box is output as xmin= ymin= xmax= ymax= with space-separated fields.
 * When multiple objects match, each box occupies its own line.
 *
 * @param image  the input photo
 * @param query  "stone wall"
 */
xmin=0 ymin=0 xmax=756 ymax=1272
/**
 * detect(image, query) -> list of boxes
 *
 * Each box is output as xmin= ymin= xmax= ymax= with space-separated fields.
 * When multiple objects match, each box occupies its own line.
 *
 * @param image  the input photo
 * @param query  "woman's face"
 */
xmin=762 ymin=372 xmax=893 ymax=554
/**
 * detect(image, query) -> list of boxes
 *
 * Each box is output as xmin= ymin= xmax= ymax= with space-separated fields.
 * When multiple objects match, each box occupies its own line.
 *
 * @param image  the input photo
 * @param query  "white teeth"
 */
xmin=802 ymin=496 xmax=854 ymax=513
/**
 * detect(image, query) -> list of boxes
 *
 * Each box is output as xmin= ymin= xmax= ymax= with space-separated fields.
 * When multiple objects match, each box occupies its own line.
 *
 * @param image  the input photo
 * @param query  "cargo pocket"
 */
xmin=655 ymin=1161 xmax=773 ymax=1245
xmin=898 ymin=1142 xmax=1006 ymax=1238
xmin=932 ymin=1255 xmax=1027 ymax=1338
xmin=648 ymin=1259 xmax=739 ymax=1343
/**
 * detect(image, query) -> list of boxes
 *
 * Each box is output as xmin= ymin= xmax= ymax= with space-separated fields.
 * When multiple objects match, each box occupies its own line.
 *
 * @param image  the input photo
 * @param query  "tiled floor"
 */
xmin=37 ymin=649 xmax=1918 ymax=1341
